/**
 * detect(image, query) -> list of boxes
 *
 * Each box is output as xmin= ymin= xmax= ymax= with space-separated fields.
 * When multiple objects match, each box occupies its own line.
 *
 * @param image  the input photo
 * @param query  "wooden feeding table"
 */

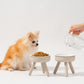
xmin=29 ymin=56 xmax=50 ymax=76
xmin=53 ymin=54 xmax=75 ymax=77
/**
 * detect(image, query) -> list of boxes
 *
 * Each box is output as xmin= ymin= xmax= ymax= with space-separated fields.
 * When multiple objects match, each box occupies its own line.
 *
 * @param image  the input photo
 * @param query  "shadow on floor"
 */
xmin=32 ymin=66 xmax=84 ymax=77
xmin=73 ymin=72 xmax=84 ymax=77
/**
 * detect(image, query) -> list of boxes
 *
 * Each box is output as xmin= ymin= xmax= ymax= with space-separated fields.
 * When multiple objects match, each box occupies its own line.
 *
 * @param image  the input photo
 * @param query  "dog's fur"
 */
xmin=0 ymin=31 xmax=40 ymax=71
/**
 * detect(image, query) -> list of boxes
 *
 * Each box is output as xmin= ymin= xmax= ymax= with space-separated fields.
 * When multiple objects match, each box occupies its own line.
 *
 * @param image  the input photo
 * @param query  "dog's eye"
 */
xmin=32 ymin=41 xmax=35 ymax=43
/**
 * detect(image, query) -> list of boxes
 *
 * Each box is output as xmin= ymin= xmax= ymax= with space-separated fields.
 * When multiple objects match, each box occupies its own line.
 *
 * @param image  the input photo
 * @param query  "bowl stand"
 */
xmin=53 ymin=56 xmax=75 ymax=77
xmin=29 ymin=56 xmax=50 ymax=76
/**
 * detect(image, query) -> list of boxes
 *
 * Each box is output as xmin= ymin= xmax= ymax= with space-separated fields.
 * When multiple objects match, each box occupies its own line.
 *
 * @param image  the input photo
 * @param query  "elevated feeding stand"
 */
xmin=29 ymin=56 xmax=50 ymax=76
xmin=53 ymin=54 xmax=75 ymax=77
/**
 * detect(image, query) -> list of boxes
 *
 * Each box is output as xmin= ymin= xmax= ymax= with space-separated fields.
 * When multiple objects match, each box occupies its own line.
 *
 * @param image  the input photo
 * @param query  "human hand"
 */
xmin=69 ymin=23 xmax=84 ymax=35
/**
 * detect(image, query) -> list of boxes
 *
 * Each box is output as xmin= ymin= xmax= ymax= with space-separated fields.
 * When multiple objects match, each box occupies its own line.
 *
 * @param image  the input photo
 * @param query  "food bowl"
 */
xmin=30 ymin=56 xmax=50 ymax=62
xmin=55 ymin=54 xmax=75 ymax=62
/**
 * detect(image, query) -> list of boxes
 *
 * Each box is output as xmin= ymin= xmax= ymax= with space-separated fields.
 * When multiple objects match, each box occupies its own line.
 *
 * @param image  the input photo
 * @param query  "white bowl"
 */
xmin=55 ymin=54 xmax=75 ymax=57
xmin=55 ymin=54 xmax=75 ymax=62
xmin=30 ymin=56 xmax=50 ymax=62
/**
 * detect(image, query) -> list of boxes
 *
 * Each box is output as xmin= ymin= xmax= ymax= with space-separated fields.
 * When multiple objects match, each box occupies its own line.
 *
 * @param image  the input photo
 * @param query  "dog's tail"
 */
xmin=0 ymin=63 xmax=2 ymax=69
xmin=0 ymin=63 xmax=1 ymax=66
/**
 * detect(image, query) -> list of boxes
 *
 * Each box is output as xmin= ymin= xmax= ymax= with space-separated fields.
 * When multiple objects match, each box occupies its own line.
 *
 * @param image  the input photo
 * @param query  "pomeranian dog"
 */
xmin=0 ymin=31 xmax=40 ymax=71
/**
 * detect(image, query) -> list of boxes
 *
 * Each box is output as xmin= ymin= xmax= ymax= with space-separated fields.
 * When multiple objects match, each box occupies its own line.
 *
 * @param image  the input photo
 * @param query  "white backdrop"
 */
xmin=0 ymin=0 xmax=84 ymax=84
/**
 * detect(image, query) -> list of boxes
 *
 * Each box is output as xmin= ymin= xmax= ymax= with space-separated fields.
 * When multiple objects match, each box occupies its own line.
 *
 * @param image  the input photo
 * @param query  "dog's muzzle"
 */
xmin=36 ymin=43 xmax=39 ymax=46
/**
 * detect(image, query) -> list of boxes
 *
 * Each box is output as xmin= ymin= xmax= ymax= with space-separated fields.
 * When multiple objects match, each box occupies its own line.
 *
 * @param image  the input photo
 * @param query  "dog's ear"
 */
xmin=27 ymin=32 xmax=33 ymax=39
xmin=34 ymin=31 xmax=40 ymax=36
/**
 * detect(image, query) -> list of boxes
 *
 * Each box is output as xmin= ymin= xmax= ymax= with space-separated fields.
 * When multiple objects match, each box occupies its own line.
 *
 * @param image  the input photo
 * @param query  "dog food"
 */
xmin=32 ymin=52 xmax=49 ymax=57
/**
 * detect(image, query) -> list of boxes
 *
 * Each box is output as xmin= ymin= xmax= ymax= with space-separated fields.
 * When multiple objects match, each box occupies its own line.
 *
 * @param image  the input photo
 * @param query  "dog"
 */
xmin=0 ymin=31 xmax=40 ymax=71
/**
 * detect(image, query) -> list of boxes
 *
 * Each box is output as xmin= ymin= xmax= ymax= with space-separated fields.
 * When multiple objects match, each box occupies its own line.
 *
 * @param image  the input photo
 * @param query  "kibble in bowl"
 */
xmin=32 ymin=52 xmax=49 ymax=57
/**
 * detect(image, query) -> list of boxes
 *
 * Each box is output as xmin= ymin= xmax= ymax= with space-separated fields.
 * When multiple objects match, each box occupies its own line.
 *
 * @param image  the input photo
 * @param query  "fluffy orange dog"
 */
xmin=0 ymin=31 xmax=40 ymax=71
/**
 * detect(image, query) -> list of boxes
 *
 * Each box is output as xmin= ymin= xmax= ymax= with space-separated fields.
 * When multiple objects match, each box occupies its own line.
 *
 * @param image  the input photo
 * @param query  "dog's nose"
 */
xmin=36 ymin=43 xmax=38 ymax=46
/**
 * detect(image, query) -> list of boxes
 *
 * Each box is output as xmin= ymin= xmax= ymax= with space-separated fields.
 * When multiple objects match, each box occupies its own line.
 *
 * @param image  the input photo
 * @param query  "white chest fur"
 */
xmin=22 ymin=47 xmax=38 ymax=69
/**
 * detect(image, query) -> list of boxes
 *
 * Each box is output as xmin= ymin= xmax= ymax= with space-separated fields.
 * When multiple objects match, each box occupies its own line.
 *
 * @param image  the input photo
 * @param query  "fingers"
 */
xmin=69 ymin=28 xmax=82 ymax=35
xmin=69 ymin=25 xmax=81 ymax=35
xmin=69 ymin=26 xmax=75 ymax=33
xmin=69 ymin=23 xmax=84 ymax=35
xmin=72 ymin=31 xmax=80 ymax=35
xmin=69 ymin=29 xmax=73 ymax=33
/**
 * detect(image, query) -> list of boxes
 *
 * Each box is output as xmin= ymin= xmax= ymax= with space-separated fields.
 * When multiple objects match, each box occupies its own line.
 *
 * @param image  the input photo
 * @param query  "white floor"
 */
xmin=0 ymin=65 xmax=84 ymax=84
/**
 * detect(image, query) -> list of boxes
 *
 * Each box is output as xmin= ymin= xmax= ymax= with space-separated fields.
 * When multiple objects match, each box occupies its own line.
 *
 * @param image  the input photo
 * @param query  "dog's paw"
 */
xmin=8 ymin=68 xmax=14 ymax=72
